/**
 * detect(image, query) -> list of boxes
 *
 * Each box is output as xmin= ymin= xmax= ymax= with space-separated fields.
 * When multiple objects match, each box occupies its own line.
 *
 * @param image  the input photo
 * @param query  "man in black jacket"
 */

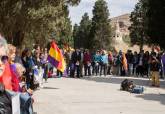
xmin=70 ymin=49 xmax=81 ymax=78
xmin=126 ymin=50 xmax=134 ymax=76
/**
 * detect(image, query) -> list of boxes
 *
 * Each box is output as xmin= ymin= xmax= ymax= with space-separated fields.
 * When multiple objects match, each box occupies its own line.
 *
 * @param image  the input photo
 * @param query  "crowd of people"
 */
xmin=0 ymin=33 xmax=165 ymax=113
xmin=0 ymin=35 xmax=49 ymax=114
xmin=64 ymin=48 xmax=165 ymax=87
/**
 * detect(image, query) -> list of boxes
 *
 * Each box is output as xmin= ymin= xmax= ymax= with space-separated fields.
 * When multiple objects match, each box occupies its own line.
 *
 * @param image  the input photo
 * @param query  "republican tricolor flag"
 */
xmin=47 ymin=41 xmax=66 ymax=72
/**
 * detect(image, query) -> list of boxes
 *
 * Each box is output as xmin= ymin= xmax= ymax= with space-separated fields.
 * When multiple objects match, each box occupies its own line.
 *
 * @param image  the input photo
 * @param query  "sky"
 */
xmin=69 ymin=0 xmax=138 ymax=25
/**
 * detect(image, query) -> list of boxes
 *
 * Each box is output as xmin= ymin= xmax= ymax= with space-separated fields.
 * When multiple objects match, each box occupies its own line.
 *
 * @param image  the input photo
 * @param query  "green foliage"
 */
xmin=146 ymin=0 xmax=165 ymax=49
xmin=73 ymin=13 xmax=92 ymax=49
xmin=90 ymin=0 xmax=112 ymax=50
xmin=129 ymin=0 xmax=148 ymax=50
xmin=73 ymin=24 xmax=80 ymax=48
xmin=130 ymin=0 xmax=165 ymax=50
xmin=0 ymin=0 xmax=80 ymax=47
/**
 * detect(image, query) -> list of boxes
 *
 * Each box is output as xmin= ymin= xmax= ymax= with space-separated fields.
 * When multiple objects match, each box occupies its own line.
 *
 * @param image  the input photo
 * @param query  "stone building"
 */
xmin=111 ymin=13 xmax=131 ymax=43
xmin=110 ymin=13 xmax=151 ymax=52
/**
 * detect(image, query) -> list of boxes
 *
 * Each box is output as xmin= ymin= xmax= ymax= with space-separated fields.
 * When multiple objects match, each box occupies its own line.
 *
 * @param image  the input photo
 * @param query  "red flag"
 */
xmin=0 ymin=62 xmax=19 ymax=91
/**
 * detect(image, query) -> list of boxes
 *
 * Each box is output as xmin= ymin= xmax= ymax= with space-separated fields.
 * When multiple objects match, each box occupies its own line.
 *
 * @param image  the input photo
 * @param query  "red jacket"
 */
xmin=83 ymin=53 xmax=91 ymax=64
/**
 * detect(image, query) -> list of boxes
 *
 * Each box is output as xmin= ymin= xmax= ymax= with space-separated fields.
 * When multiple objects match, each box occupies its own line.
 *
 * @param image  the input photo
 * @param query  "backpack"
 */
xmin=0 ymin=83 xmax=12 ymax=114
xmin=121 ymin=79 xmax=134 ymax=91
xmin=131 ymin=86 xmax=144 ymax=94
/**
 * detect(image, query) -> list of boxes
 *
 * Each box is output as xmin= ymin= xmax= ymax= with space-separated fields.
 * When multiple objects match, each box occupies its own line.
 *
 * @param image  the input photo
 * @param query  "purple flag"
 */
xmin=162 ymin=54 xmax=165 ymax=71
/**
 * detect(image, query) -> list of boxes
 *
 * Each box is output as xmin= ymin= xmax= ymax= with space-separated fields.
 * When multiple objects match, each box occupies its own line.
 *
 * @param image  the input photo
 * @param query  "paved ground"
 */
xmin=33 ymin=76 xmax=165 ymax=114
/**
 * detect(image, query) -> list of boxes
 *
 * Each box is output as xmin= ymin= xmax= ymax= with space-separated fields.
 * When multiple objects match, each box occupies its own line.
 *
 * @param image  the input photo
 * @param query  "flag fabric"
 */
xmin=122 ymin=53 xmax=128 ymax=71
xmin=0 ymin=62 xmax=19 ymax=92
xmin=47 ymin=41 xmax=66 ymax=72
xmin=162 ymin=54 xmax=165 ymax=72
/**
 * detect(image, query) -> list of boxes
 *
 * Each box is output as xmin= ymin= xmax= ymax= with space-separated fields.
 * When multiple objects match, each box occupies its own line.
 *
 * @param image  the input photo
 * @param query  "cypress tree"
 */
xmin=90 ymin=0 xmax=112 ymax=50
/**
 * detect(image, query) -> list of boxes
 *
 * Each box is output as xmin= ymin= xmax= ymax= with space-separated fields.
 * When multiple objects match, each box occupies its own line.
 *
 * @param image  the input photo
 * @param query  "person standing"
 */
xmin=133 ymin=51 xmax=139 ymax=76
xmin=22 ymin=49 xmax=36 ymax=89
xmin=100 ymin=51 xmax=108 ymax=76
xmin=112 ymin=51 xmax=119 ymax=75
xmin=116 ymin=50 xmax=123 ymax=76
xmin=71 ymin=49 xmax=81 ymax=78
xmin=93 ymin=51 xmax=101 ymax=76
xmin=80 ymin=48 xmax=84 ymax=77
xmin=126 ymin=50 xmax=134 ymax=76
xmin=64 ymin=50 xmax=71 ymax=77
xmin=137 ymin=50 xmax=144 ymax=77
xmin=107 ymin=51 xmax=113 ymax=75
xmin=150 ymin=52 xmax=160 ymax=87
xmin=143 ymin=51 xmax=150 ymax=77
xmin=83 ymin=49 xmax=92 ymax=76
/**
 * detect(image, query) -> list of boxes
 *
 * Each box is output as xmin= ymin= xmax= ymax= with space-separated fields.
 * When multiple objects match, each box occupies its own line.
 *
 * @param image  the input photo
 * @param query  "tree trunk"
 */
xmin=6 ymin=34 xmax=13 ymax=44
xmin=140 ymin=43 xmax=143 ymax=52
xmin=140 ymin=34 xmax=144 ymax=51
xmin=13 ymin=31 xmax=24 ymax=47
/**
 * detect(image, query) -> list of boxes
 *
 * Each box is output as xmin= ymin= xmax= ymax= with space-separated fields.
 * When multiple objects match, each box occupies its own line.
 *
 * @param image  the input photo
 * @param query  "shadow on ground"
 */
xmin=136 ymin=93 xmax=165 ymax=105
xmin=81 ymin=76 xmax=165 ymax=105
xmin=81 ymin=76 xmax=165 ymax=88
xmin=43 ymin=87 xmax=59 ymax=90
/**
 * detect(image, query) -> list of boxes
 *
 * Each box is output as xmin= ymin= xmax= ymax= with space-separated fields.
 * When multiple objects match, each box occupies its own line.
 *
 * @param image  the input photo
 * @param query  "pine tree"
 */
xmin=73 ymin=13 xmax=92 ymax=49
xmin=78 ymin=13 xmax=92 ymax=49
xmin=129 ymin=0 xmax=148 ymax=51
xmin=73 ymin=24 xmax=80 ymax=48
xmin=130 ymin=0 xmax=165 ymax=50
xmin=0 ymin=0 xmax=80 ymax=47
xmin=146 ymin=0 xmax=165 ymax=49
xmin=90 ymin=0 xmax=112 ymax=50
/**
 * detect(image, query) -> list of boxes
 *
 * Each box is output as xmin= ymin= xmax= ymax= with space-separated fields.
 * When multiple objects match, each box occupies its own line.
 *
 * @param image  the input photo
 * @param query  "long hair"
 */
xmin=0 ymin=35 xmax=8 ymax=56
